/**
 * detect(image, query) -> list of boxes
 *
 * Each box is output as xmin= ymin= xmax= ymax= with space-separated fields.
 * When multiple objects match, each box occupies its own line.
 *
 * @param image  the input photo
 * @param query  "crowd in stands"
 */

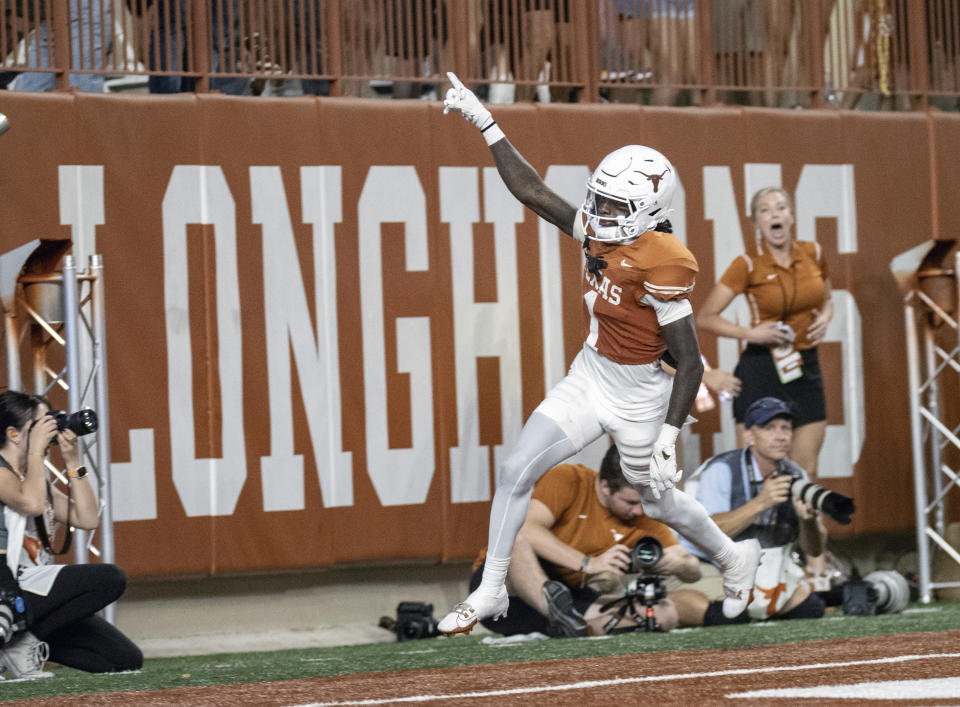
xmin=0 ymin=0 xmax=955 ymax=108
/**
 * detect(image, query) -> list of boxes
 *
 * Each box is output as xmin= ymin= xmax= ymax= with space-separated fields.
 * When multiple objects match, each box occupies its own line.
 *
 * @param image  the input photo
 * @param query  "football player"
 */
xmin=437 ymin=72 xmax=761 ymax=636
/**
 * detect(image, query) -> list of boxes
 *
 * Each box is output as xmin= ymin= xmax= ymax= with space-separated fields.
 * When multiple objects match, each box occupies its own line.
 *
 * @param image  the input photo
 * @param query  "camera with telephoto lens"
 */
xmin=394 ymin=601 xmax=439 ymax=641
xmin=50 ymin=409 xmax=99 ymax=437
xmin=784 ymin=474 xmax=855 ymax=525
xmin=42 ymin=409 xmax=99 ymax=445
xmin=0 ymin=565 xmax=28 ymax=645
xmin=842 ymin=568 xmax=910 ymax=616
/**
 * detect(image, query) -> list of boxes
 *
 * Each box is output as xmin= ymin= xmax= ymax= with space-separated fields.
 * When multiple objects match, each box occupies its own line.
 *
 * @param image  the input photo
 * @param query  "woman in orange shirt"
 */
xmin=696 ymin=187 xmax=833 ymax=477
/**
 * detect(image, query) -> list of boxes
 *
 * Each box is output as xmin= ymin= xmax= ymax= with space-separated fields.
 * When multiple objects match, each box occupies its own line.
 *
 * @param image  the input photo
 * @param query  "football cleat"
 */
xmin=721 ymin=539 xmax=761 ymax=619
xmin=438 ymin=586 xmax=509 ymax=636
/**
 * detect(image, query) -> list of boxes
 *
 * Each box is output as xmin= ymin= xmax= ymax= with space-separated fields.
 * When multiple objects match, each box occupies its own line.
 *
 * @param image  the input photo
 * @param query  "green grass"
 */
xmin=3 ymin=602 xmax=959 ymax=701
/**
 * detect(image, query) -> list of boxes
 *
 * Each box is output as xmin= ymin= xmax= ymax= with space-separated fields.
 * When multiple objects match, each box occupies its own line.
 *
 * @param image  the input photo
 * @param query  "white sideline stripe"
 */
xmin=730 ymin=677 xmax=960 ymax=700
xmin=293 ymin=652 xmax=960 ymax=706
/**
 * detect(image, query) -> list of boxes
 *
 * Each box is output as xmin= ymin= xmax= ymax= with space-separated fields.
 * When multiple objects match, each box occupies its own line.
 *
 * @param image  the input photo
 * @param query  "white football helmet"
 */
xmin=579 ymin=145 xmax=676 ymax=242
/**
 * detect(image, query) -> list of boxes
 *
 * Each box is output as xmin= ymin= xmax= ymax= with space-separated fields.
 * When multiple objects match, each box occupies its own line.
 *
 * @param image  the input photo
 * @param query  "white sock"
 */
xmin=478 ymin=555 xmax=510 ymax=594
xmin=713 ymin=543 xmax=739 ymax=571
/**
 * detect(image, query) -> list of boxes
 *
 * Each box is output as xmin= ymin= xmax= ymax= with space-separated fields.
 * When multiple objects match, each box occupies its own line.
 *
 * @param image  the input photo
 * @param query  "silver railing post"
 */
xmin=90 ymin=254 xmax=115 ymax=623
xmin=61 ymin=255 xmax=89 ymax=566
xmin=905 ymin=297 xmax=931 ymax=603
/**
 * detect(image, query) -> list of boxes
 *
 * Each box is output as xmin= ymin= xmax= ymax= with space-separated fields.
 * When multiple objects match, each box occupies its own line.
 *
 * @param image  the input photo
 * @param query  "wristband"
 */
xmin=481 ymin=121 xmax=506 ymax=146
xmin=67 ymin=465 xmax=88 ymax=480
xmin=656 ymin=423 xmax=681 ymax=447
xmin=579 ymin=555 xmax=590 ymax=574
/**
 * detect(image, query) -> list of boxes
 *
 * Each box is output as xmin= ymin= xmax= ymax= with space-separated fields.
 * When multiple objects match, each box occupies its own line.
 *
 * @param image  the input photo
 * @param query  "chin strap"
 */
xmin=583 ymin=237 xmax=608 ymax=279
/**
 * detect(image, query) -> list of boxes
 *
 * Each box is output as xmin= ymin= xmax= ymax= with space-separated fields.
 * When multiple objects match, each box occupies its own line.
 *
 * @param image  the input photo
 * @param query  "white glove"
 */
xmin=648 ymin=424 xmax=682 ymax=500
xmin=443 ymin=72 xmax=505 ymax=145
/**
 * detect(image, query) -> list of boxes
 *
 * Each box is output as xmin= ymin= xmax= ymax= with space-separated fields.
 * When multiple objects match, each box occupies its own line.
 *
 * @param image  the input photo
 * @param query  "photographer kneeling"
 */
xmin=0 ymin=391 xmax=141 ymax=678
xmin=677 ymin=396 xmax=854 ymax=624
xmin=470 ymin=445 xmax=705 ymax=637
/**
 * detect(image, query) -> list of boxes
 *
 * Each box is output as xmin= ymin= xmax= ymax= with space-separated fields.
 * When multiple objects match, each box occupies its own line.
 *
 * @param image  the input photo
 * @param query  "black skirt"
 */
xmin=732 ymin=344 xmax=827 ymax=427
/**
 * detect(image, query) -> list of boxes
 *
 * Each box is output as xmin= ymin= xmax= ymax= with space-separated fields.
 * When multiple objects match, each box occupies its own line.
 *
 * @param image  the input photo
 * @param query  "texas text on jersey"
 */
xmin=575 ymin=217 xmax=698 ymax=366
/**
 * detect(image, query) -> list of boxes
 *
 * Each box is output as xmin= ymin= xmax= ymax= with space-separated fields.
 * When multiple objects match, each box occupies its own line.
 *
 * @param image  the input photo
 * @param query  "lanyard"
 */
xmin=773 ymin=264 xmax=798 ymax=322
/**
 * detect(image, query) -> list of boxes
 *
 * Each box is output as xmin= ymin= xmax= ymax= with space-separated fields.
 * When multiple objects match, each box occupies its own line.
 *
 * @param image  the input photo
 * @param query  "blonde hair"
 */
xmin=749 ymin=187 xmax=794 ymax=223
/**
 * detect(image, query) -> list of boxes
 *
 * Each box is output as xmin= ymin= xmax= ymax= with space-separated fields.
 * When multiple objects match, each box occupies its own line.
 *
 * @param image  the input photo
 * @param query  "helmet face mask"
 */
xmin=582 ymin=191 xmax=633 ymax=241
xmin=580 ymin=145 xmax=676 ymax=243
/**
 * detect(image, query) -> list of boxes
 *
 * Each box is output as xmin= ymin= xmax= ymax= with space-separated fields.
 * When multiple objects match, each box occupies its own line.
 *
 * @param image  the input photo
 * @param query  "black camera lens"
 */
xmin=789 ymin=478 xmax=855 ymax=525
xmin=43 ymin=409 xmax=98 ymax=446
xmin=49 ymin=409 xmax=99 ymax=438
xmin=629 ymin=536 xmax=663 ymax=573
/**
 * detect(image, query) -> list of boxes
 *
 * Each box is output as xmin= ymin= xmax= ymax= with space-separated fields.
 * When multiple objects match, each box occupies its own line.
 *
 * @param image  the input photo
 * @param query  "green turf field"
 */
xmin=3 ymin=602 xmax=958 ymax=700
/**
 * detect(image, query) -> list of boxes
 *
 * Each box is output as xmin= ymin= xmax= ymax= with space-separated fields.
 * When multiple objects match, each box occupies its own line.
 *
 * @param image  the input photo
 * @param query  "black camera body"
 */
xmin=842 ymin=577 xmax=879 ymax=616
xmin=0 ymin=591 xmax=28 ymax=644
xmin=601 ymin=537 xmax=668 ymax=634
xmin=395 ymin=601 xmax=439 ymax=641
xmin=49 ymin=409 xmax=99 ymax=438
xmin=841 ymin=569 xmax=910 ymax=616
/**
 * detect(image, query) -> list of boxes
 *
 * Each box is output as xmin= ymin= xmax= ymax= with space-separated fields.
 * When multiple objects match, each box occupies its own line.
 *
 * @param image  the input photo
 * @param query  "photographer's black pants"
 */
xmin=703 ymin=590 xmax=825 ymax=626
xmin=469 ymin=562 xmax=599 ymax=636
xmin=23 ymin=564 xmax=142 ymax=673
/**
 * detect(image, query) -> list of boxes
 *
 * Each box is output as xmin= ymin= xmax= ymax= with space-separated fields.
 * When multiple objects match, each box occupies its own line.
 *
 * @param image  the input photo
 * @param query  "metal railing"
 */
xmin=904 ymin=242 xmax=960 ymax=603
xmin=1 ymin=1 xmax=957 ymax=106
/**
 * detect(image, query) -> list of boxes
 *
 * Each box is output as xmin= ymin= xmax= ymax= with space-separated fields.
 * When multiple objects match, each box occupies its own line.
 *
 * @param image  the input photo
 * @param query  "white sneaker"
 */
xmin=0 ymin=632 xmax=54 ymax=679
xmin=721 ymin=539 xmax=762 ymax=619
xmin=438 ymin=586 xmax=509 ymax=636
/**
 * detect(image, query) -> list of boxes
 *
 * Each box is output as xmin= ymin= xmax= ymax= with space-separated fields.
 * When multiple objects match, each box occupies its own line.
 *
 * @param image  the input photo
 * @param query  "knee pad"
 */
xmin=620 ymin=463 xmax=646 ymax=487
xmin=617 ymin=437 xmax=656 ymax=486
xmin=618 ymin=448 xmax=649 ymax=486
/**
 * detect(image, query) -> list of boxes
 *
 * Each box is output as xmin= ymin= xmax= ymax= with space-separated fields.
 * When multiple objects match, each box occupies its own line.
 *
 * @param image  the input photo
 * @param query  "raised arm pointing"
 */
xmin=443 ymin=72 xmax=578 ymax=236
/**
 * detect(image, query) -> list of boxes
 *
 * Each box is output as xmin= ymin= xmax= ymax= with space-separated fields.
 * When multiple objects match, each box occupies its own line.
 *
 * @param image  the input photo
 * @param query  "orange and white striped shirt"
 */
xmin=719 ymin=240 xmax=828 ymax=350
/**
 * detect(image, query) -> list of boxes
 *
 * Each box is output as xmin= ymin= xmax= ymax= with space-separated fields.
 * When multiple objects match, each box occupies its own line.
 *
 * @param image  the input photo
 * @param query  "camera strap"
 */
xmin=0 ymin=454 xmax=72 ymax=556
xmin=33 ymin=478 xmax=72 ymax=556
xmin=34 ymin=502 xmax=72 ymax=557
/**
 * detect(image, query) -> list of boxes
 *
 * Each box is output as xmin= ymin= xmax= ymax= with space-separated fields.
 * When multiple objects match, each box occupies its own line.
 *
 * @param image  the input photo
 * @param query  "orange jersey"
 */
xmin=719 ymin=240 xmax=829 ymax=350
xmin=580 ymin=228 xmax=699 ymax=365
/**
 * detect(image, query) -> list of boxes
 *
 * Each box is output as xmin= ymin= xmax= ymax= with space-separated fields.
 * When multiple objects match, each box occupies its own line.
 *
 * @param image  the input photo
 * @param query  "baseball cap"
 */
xmin=744 ymin=397 xmax=794 ymax=428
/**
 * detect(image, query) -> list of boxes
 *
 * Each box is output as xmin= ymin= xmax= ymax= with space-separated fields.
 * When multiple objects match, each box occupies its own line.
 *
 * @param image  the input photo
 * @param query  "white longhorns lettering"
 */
xmin=40 ymin=160 xmax=861 ymax=522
